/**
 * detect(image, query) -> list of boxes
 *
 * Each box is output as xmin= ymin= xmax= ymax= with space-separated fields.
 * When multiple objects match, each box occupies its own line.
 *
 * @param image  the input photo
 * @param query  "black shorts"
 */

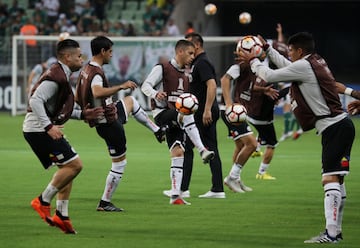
xmin=321 ymin=117 xmax=355 ymax=176
xmin=116 ymin=100 xmax=127 ymax=124
xmin=95 ymin=100 xmax=127 ymax=158
xmin=220 ymin=110 xmax=253 ymax=140
xmin=23 ymin=132 xmax=78 ymax=169
xmin=155 ymin=109 xmax=186 ymax=150
xmin=250 ymin=122 xmax=278 ymax=147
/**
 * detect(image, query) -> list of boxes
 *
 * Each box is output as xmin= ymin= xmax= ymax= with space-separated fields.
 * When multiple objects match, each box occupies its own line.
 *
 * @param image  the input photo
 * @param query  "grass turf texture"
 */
xmin=0 ymin=112 xmax=360 ymax=248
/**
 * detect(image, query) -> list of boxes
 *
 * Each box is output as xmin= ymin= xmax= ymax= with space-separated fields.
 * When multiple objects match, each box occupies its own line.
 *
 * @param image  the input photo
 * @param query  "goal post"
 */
xmin=11 ymin=35 xmax=240 ymax=116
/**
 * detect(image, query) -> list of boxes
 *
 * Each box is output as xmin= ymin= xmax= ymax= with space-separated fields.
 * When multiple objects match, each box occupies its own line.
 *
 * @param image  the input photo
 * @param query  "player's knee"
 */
xmin=73 ymin=161 xmax=83 ymax=174
xmin=171 ymin=145 xmax=184 ymax=157
xmin=248 ymin=139 xmax=257 ymax=152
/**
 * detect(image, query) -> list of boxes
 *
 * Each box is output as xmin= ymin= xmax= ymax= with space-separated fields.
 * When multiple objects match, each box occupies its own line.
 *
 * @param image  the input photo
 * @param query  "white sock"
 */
xmin=181 ymin=114 xmax=205 ymax=153
xmin=42 ymin=184 xmax=59 ymax=203
xmin=131 ymin=96 xmax=159 ymax=132
xmin=170 ymin=157 xmax=184 ymax=197
xmin=337 ymin=183 xmax=346 ymax=235
xmin=258 ymin=162 xmax=269 ymax=174
xmin=324 ymin=182 xmax=341 ymax=238
xmin=101 ymin=160 xmax=126 ymax=202
xmin=56 ymin=200 xmax=69 ymax=217
xmin=230 ymin=163 xmax=242 ymax=179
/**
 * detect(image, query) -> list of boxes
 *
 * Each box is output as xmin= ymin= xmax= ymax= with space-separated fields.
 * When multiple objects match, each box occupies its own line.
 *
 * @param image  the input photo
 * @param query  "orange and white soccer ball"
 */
xmin=239 ymin=12 xmax=251 ymax=24
xmin=237 ymin=35 xmax=263 ymax=58
xmin=175 ymin=93 xmax=199 ymax=115
xmin=204 ymin=3 xmax=217 ymax=15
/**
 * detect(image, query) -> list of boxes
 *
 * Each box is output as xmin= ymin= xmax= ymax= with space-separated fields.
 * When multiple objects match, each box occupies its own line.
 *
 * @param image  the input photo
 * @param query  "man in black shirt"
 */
xmin=183 ymin=33 xmax=225 ymax=198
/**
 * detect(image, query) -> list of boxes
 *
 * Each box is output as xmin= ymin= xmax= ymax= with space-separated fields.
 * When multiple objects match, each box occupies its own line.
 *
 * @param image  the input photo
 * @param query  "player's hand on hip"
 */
xmin=47 ymin=125 xmax=64 ymax=140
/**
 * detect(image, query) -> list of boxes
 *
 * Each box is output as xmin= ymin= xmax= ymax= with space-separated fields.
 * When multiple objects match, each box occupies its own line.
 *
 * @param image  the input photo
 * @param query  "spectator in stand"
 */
xmin=20 ymin=17 xmax=38 ymax=47
xmin=32 ymin=2 xmax=47 ymax=23
xmin=164 ymin=18 xmax=180 ymax=36
xmin=75 ymin=0 xmax=88 ymax=15
xmin=8 ymin=0 xmax=22 ymax=17
xmin=67 ymin=6 xmax=80 ymax=26
xmin=145 ymin=16 xmax=162 ymax=36
xmin=93 ymin=0 xmax=107 ymax=30
xmin=142 ymin=5 xmax=153 ymax=34
xmin=125 ymin=23 xmax=136 ymax=36
xmin=185 ymin=21 xmax=194 ymax=35
xmin=0 ymin=6 xmax=8 ymax=39
xmin=42 ymin=0 xmax=60 ymax=28
xmin=56 ymin=13 xmax=67 ymax=28
xmin=9 ymin=11 xmax=22 ymax=35
xmin=159 ymin=0 xmax=175 ymax=24
xmin=0 ymin=1 xmax=8 ymax=15
xmin=61 ymin=20 xmax=78 ymax=35
xmin=109 ymin=20 xmax=126 ymax=36
xmin=77 ymin=0 xmax=95 ymax=33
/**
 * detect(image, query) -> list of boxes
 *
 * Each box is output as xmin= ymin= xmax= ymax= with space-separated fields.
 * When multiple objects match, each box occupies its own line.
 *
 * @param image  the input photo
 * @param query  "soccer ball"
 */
xmin=239 ymin=12 xmax=251 ymax=24
xmin=175 ymin=93 xmax=199 ymax=115
xmin=225 ymin=104 xmax=247 ymax=125
xmin=59 ymin=32 xmax=70 ymax=41
xmin=204 ymin=3 xmax=217 ymax=15
xmin=237 ymin=35 xmax=263 ymax=58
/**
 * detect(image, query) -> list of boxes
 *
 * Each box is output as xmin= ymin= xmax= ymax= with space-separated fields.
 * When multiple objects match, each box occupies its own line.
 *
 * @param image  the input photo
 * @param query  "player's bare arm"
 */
xmin=220 ymin=73 xmax=233 ymax=106
xmin=92 ymin=80 xmax=137 ymax=98
xmin=203 ymin=79 xmax=217 ymax=126
xmin=336 ymin=82 xmax=360 ymax=100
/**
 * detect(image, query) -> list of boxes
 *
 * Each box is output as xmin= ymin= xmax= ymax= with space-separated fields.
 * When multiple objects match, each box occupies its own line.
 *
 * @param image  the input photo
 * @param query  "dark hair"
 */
xmin=288 ymin=32 xmax=315 ymax=54
xmin=91 ymin=36 xmax=113 ymax=56
xmin=57 ymin=39 xmax=80 ymax=55
xmin=185 ymin=32 xmax=203 ymax=47
xmin=175 ymin=39 xmax=194 ymax=51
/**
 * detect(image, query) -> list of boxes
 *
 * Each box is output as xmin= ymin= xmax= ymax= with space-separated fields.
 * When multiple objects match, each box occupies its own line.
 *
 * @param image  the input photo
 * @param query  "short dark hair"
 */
xmin=57 ymin=39 xmax=80 ymax=55
xmin=288 ymin=32 xmax=315 ymax=54
xmin=91 ymin=36 xmax=113 ymax=56
xmin=185 ymin=32 xmax=203 ymax=47
xmin=175 ymin=39 xmax=194 ymax=51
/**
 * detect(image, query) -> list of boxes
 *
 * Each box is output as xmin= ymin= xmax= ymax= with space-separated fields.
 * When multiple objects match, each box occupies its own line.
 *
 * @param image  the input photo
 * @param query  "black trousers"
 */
xmin=181 ymin=109 xmax=224 ymax=192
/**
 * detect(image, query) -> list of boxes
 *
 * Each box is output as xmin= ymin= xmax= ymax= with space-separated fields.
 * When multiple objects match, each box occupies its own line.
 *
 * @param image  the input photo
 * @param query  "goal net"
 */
xmin=11 ymin=35 xmax=240 ymax=116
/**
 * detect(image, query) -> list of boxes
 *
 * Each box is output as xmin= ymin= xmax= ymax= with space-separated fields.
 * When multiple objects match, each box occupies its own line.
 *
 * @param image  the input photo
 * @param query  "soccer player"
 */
xmin=184 ymin=32 xmax=225 ymax=198
xmin=24 ymin=39 xmax=104 ymax=234
xmin=75 ymin=36 xmax=166 ymax=211
xmin=238 ymin=32 xmax=355 ymax=243
xmin=141 ymin=39 xmax=215 ymax=205
xmin=220 ymin=58 xmax=280 ymax=191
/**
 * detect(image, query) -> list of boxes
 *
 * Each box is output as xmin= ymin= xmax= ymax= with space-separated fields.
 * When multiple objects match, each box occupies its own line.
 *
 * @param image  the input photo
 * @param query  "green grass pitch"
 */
xmin=0 ymin=112 xmax=359 ymax=248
